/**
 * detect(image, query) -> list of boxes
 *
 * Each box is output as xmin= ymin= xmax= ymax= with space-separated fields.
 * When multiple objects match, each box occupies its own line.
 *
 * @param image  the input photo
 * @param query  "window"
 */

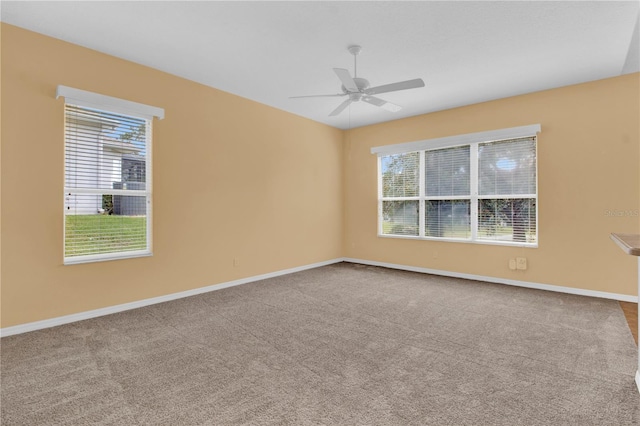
xmin=374 ymin=125 xmax=539 ymax=246
xmin=57 ymin=86 xmax=164 ymax=264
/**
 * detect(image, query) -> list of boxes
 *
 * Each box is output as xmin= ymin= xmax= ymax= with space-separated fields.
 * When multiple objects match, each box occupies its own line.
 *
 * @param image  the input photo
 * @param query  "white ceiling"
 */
xmin=2 ymin=1 xmax=639 ymax=130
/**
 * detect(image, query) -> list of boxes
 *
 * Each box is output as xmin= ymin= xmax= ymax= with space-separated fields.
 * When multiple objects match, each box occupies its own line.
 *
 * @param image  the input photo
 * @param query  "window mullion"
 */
xmin=145 ymin=118 xmax=153 ymax=255
xmin=424 ymin=195 xmax=472 ymax=201
xmin=380 ymin=197 xmax=421 ymax=201
xmin=470 ymin=143 xmax=478 ymax=241
xmin=378 ymin=156 xmax=383 ymax=235
xmin=477 ymin=194 xmax=537 ymax=200
xmin=419 ymin=150 xmax=425 ymax=237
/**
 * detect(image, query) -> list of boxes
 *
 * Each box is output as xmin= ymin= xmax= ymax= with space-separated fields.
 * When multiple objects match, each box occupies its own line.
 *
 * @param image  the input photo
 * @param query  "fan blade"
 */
xmin=365 ymin=78 xmax=425 ymax=95
xmin=362 ymin=95 xmax=402 ymax=112
xmin=289 ymin=94 xmax=345 ymax=99
xmin=329 ymin=98 xmax=353 ymax=116
xmin=333 ymin=68 xmax=359 ymax=92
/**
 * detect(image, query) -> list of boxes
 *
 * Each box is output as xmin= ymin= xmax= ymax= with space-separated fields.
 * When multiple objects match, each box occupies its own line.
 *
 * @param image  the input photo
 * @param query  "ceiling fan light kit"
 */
xmin=290 ymin=45 xmax=425 ymax=117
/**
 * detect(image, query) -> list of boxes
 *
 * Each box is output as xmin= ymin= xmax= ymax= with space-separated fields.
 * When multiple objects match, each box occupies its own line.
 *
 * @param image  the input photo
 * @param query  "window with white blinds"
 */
xmin=58 ymin=86 xmax=163 ymax=264
xmin=376 ymin=126 xmax=538 ymax=246
xmin=478 ymin=138 xmax=536 ymax=243
xmin=380 ymin=152 xmax=420 ymax=236
xmin=425 ymin=146 xmax=471 ymax=238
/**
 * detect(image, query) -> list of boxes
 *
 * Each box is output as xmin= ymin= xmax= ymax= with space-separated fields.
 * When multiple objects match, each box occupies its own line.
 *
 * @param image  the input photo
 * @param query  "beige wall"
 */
xmin=1 ymin=24 xmax=639 ymax=329
xmin=344 ymin=73 xmax=640 ymax=296
xmin=0 ymin=24 xmax=344 ymax=328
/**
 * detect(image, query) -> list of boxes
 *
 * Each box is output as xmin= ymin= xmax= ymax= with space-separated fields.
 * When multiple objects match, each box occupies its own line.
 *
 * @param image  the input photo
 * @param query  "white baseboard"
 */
xmin=3 ymin=256 xmax=636 ymax=338
xmin=343 ymin=258 xmax=638 ymax=303
xmin=0 ymin=258 xmax=344 ymax=338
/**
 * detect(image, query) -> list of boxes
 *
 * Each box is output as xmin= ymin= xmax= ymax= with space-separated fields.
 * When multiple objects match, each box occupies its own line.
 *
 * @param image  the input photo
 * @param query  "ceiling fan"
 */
xmin=290 ymin=45 xmax=425 ymax=117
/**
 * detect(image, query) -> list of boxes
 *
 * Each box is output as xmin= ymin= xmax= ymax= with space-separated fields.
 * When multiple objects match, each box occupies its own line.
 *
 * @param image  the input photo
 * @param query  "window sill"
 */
xmin=377 ymin=233 xmax=537 ymax=248
xmin=64 ymin=250 xmax=152 ymax=265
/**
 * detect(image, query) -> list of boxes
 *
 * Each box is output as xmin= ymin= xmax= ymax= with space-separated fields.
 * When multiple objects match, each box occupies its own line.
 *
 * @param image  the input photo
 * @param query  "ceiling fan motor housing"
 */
xmin=341 ymin=77 xmax=370 ymax=99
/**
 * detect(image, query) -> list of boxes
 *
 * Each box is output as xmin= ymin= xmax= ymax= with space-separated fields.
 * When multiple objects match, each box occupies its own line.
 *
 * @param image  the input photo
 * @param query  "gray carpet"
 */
xmin=1 ymin=262 xmax=639 ymax=425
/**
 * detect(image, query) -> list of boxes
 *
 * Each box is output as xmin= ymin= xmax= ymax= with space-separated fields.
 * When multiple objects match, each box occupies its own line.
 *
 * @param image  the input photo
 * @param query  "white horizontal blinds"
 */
xmin=478 ymin=137 xmax=536 ymax=196
xmin=64 ymin=104 xmax=150 ymax=259
xmin=64 ymin=213 xmax=148 ymax=257
xmin=425 ymin=146 xmax=470 ymax=197
xmin=381 ymin=152 xmax=419 ymax=236
xmin=382 ymin=152 xmax=419 ymax=197
xmin=477 ymin=137 xmax=537 ymax=243
xmin=425 ymin=146 xmax=471 ymax=238
xmin=65 ymin=106 xmax=148 ymax=191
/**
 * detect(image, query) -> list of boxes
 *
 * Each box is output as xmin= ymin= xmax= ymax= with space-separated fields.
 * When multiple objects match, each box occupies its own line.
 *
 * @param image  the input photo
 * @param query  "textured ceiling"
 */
xmin=2 ymin=1 xmax=639 ymax=129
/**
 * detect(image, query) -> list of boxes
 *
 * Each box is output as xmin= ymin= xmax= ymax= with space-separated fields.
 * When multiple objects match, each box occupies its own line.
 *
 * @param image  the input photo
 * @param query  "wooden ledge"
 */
xmin=611 ymin=233 xmax=640 ymax=256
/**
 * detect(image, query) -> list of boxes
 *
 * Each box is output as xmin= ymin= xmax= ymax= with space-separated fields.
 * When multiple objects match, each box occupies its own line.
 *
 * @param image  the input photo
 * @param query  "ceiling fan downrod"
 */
xmin=348 ymin=45 xmax=362 ymax=78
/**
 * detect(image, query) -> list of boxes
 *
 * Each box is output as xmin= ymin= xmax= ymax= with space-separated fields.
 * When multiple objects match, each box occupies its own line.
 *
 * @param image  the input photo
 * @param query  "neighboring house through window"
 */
xmin=57 ymin=86 xmax=164 ymax=264
xmin=373 ymin=125 xmax=540 ymax=246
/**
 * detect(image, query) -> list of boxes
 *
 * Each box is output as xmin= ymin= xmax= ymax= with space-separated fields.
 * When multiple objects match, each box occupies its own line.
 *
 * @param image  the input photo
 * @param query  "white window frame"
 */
xmin=57 ymin=86 xmax=164 ymax=264
xmin=373 ymin=125 xmax=540 ymax=247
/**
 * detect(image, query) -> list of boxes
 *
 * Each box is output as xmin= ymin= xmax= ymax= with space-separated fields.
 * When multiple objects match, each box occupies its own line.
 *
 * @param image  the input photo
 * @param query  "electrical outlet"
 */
xmin=516 ymin=257 xmax=527 ymax=270
xmin=233 ymin=258 xmax=240 ymax=267
xmin=509 ymin=259 xmax=517 ymax=270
